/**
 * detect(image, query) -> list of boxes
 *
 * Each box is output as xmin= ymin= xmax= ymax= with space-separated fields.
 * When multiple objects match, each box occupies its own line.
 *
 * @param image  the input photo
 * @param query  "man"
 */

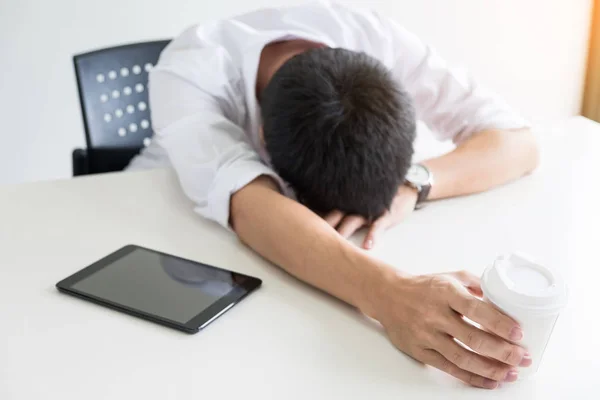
xmin=129 ymin=1 xmax=539 ymax=389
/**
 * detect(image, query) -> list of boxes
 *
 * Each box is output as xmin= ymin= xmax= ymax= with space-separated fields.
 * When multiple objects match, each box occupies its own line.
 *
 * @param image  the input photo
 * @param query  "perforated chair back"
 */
xmin=73 ymin=40 xmax=170 ymax=174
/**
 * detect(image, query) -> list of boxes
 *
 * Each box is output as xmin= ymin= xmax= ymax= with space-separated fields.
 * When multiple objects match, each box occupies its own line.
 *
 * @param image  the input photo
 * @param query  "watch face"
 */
xmin=406 ymin=164 xmax=431 ymax=186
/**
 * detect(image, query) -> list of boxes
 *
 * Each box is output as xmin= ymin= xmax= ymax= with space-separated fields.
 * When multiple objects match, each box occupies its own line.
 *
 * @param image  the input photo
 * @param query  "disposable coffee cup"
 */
xmin=481 ymin=253 xmax=567 ymax=378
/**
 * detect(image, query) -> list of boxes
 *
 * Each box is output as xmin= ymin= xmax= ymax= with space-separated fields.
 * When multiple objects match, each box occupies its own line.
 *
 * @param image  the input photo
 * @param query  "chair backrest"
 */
xmin=73 ymin=40 xmax=170 ymax=152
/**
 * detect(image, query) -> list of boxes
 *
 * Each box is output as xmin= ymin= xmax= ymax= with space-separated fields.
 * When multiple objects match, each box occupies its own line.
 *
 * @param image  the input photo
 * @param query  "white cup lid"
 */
xmin=482 ymin=253 xmax=567 ymax=315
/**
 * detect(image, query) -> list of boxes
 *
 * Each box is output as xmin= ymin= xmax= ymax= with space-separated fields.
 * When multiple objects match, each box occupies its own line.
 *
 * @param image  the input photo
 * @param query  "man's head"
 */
xmin=260 ymin=47 xmax=416 ymax=219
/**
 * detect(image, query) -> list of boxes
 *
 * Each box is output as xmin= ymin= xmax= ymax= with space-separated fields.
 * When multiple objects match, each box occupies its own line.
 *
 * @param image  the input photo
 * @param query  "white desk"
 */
xmin=1 ymin=117 xmax=599 ymax=399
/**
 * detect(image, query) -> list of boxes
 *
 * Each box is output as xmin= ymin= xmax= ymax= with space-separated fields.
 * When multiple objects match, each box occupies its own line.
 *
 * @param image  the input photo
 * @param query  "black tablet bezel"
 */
xmin=56 ymin=245 xmax=262 ymax=334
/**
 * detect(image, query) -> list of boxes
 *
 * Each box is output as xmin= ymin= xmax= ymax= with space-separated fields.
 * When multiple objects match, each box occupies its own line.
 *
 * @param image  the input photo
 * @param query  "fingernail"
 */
xmin=365 ymin=239 xmax=373 ymax=249
xmin=483 ymin=379 xmax=498 ymax=389
xmin=519 ymin=352 xmax=532 ymax=367
xmin=504 ymin=370 xmax=519 ymax=382
xmin=509 ymin=327 xmax=523 ymax=341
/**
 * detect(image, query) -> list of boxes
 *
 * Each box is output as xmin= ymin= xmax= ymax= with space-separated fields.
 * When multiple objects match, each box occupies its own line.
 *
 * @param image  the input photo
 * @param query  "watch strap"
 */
xmin=417 ymin=182 xmax=431 ymax=205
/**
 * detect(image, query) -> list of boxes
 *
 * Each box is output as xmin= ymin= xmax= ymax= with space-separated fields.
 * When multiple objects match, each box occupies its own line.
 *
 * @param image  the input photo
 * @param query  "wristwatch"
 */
xmin=405 ymin=164 xmax=434 ymax=207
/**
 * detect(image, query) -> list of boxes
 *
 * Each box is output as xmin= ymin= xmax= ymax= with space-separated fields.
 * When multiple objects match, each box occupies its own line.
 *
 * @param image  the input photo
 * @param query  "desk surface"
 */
xmin=1 ymin=117 xmax=599 ymax=400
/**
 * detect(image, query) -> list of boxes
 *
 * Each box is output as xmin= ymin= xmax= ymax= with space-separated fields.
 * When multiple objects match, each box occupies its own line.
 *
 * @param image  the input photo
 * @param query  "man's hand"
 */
xmin=323 ymin=185 xmax=418 ymax=249
xmin=372 ymin=270 xmax=532 ymax=389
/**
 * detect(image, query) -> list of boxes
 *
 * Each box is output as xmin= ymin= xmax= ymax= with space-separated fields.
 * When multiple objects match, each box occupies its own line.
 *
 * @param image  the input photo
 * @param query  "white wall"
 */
xmin=0 ymin=0 xmax=593 ymax=185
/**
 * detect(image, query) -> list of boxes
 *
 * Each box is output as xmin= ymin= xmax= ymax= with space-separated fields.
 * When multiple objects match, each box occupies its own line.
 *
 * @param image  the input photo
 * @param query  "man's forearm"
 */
xmin=423 ymin=129 xmax=540 ymax=200
xmin=230 ymin=176 xmax=396 ymax=317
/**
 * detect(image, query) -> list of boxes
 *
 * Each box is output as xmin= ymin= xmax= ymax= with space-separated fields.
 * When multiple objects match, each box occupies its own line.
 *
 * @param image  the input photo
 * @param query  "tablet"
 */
xmin=56 ymin=245 xmax=262 ymax=333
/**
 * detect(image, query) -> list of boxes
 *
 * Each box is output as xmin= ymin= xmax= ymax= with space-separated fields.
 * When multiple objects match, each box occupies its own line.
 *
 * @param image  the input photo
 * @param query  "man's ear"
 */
xmin=259 ymin=126 xmax=265 ymax=146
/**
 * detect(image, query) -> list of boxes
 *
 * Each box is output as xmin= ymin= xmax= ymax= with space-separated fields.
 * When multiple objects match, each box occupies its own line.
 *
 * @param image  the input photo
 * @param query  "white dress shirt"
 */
xmin=128 ymin=0 xmax=528 ymax=229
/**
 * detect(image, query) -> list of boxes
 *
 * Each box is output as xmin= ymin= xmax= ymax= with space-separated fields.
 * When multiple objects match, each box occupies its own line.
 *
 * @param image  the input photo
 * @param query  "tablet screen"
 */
xmin=71 ymin=248 xmax=241 ymax=324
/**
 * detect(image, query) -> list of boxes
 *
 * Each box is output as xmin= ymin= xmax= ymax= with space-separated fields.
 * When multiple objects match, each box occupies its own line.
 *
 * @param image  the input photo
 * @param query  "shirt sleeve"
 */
xmin=379 ymin=16 xmax=530 ymax=144
xmin=149 ymin=46 xmax=284 ymax=229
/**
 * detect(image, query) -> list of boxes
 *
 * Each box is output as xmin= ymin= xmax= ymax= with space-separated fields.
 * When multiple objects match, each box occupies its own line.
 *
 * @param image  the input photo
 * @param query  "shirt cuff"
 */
xmin=204 ymin=161 xmax=286 ymax=230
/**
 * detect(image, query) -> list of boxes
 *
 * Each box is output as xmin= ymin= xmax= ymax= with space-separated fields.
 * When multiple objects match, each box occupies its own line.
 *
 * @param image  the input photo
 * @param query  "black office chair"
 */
xmin=72 ymin=40 xmax=171 ymax=176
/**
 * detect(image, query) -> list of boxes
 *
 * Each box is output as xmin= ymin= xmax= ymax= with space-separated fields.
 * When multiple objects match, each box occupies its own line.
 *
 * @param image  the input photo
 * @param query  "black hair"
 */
xmin=261 ymin=47 xmax=416 ymax=219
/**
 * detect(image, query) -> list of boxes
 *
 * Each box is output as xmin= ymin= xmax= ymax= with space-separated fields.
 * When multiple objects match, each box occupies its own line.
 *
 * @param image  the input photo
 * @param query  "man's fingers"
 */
xmin=337 ymin=215 xmax=367 ymax=238
xmin=420 ymin=349 xmax=499 ymax=389
xmin=450 ymin=270 xmax=483 ymax=297
xmin=363 ymin=215 xmax=390 ymax=249
xmin=324 ymin=210 xmax=344 ymax=228
xmin=435 ymin=335 xmax=518 ymax=383
xmin=443 ymin=313 xmax=529 ymax=367
xmin=448 ymin=289 xmax=523 ymax=343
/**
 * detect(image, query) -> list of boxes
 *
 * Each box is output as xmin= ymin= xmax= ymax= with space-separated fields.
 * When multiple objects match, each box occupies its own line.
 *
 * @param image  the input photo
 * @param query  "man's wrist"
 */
xmin=399 ymin=184 xmax=419 ymax=208
xmin=348 ymin=248 xmax=412 ymax=320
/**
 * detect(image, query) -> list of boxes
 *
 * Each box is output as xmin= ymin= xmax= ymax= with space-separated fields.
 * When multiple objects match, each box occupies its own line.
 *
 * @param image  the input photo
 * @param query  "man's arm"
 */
xmin=377 ymin=13 xmax=536 ymax=186
xmin=423 ymin=128 xmax=540 ymax=200
xmin=231 ymin=176 xmax=386 ymax=313
xmin=231 ymin=176 xmax=531 ymax=389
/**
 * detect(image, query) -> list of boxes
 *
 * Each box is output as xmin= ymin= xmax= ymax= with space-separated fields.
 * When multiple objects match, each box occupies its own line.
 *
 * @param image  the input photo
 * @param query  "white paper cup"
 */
xmin=481 ymin=253 xmax=567 ymax=378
